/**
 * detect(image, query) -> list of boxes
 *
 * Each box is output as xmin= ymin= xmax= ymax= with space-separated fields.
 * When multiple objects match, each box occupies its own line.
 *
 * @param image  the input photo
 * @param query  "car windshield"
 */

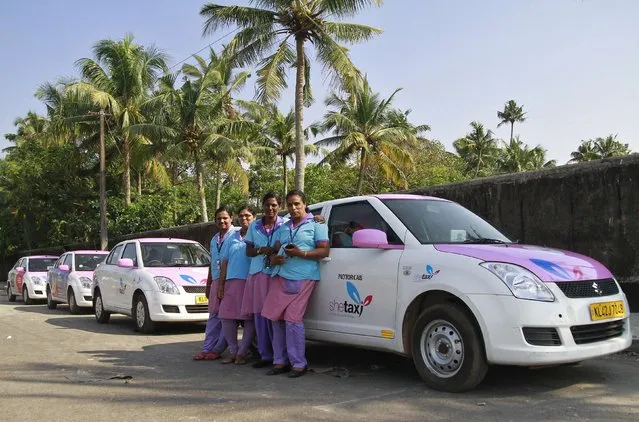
xmin=140 ymin=242 xmax=210 ymax=267
xmin=382 ymin=199 xmax=512 ymax=244
xmin=75 ymin=254 xmax=107 ymax=271
xmin=29 ymin=258 xmax=57 ymax=272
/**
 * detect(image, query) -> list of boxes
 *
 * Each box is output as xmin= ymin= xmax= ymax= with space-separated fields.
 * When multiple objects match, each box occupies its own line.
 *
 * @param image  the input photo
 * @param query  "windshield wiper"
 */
xmin=463 ymin=238 xmax=508 ymax=244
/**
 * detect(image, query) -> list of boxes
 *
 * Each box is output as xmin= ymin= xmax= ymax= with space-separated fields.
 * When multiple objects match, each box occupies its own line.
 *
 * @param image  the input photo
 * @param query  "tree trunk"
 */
xmin=282 ymin=155 xmax=289 ymax=198
xmin=99 ymin=109 xmax=108 ymax=251
xmin=510 ymin=122 xmax=514 ymax=142
xmin=195 ymin=151 xmax=208 ymax=223
xmin=215 ymin=162 xmax=222 ymax=210
xmin=136 ymin=172 xmax=142 ymax=196
xmin=474 ymin=151 xmax=482 ymax=178
xmin=123 ymin=137 xmax=131 ymax=206
xmin=170 ymin=163 xmax=179 ymax=186
xmin=293 ymin=36 xmax=306 ymax=191
xmin=356 ymin=148 xmax=367 ymax=195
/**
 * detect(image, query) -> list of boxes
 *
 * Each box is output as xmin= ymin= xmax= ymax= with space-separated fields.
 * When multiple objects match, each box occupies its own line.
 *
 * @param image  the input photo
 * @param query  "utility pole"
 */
xmin=99 ymin=109 xmax=108 ymax=251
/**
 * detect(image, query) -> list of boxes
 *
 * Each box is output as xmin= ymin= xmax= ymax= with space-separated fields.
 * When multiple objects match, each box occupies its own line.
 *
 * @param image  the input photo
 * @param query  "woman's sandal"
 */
xmin=234 ymin=355 xmax=248 ymax=365
xmin=220 ymin=355 xmax=236 ymax=364
xmin=194 ymin=352 xmax=221 ymax=361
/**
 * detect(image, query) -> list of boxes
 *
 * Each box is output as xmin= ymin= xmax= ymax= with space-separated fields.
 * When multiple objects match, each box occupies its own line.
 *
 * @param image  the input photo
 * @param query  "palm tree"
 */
xmin=314 ymin=79 xmax=421 ymax=195
xmin=67 ymin=34 xmax=168 ymax=206
xmin=497 ymin=137 xmax=555 ymax=173
xmin=200 ymin=0 xmax=383 ymax=191
xmin=497 ymin=100 xmax=526 ymax=142
xmin=453 ymin=122 xmax=499 ymax=178
xmin=240 ymin=102 xmax=318 ymax=196
xmin=570 ymin=135 xmax=632 ymax=163
xmin=2 ymin=112 xmax=50 ymax=152
xmin=569 ymin=140 xmax=599 ymax=163
xmin=150 ymin=49 xmax=252 ymax=221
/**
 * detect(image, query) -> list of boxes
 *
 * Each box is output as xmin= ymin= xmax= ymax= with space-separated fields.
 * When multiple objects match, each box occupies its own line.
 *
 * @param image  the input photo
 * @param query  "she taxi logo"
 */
xmin=329 ymin=281 xmax=373 ymax=317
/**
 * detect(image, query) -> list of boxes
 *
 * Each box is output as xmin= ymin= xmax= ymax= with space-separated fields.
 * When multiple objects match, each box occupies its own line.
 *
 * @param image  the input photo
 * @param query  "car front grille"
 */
xmin=555 ymin=279 xmax=619 ymax=298
xmin=34 ymin=290 xmax=43 ymax=295
xmin=185 ymin=305 xmax=208 ymax=314
xmin=522 ymin=327 xmax=562 ymax=346
xmin=83 ymin=296 xmax=92 ymax=301
xmin=162 ymin=305 xmax=180 ymax=313
xmin=570 ymin=319 xmax=625 ymax=344
xmin=183 ymin=285 xmax=207 ymax=294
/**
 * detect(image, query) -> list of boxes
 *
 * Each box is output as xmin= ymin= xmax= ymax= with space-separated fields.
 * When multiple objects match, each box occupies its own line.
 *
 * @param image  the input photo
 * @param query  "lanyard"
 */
xmin=288 ymin=219 xmax=310 ymax=244
xmin=215 ymin=228 xmax=233 ymax=254
xmin=262 ymin=217 xmax=281 ymax=246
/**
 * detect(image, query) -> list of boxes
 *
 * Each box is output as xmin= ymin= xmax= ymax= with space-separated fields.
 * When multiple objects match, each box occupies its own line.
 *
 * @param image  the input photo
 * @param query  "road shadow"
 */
xmin=45 ymin=314 xmax=206 ymax=336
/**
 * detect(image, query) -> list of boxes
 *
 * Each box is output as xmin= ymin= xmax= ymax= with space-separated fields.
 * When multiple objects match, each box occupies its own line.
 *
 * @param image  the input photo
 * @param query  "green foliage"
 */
xmin=570 ymin=135 xmax=632 ymax=162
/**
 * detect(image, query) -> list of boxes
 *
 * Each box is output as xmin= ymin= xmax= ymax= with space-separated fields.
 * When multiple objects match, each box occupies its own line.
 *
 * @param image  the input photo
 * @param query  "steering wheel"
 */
xmin=146 ymin=259 xmax=163 ymax=266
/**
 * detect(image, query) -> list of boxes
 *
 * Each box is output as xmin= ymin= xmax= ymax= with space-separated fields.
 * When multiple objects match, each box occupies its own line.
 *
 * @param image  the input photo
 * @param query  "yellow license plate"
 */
xmin=589 ymin=300 xmax=625 ymax=321
xmin=195 ymin=295 xmax=208 ymax=305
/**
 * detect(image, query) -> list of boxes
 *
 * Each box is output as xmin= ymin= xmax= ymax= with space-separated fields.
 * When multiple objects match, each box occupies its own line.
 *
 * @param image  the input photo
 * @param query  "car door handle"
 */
xmin=320 ymin=257 xmax=331 ymax=263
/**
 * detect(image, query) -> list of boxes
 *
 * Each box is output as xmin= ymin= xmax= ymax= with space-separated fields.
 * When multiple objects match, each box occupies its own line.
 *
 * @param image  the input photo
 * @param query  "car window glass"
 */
xmin=121 ymin=243 xmax=138 ymax=266
xmin=328 ymin=201 xmax=402 ymax=248
xmin=106 ymin=245 xmax=124 ymax=265
xmin=13 ymin=259 xmax=22 ymax=269
xmin=20 ymin=258 xmax=27 ymax=268
xmin=63 ymin=254 xmax=73 ymax=268
xmin=53 ymin=257 xmax=63 ymax=268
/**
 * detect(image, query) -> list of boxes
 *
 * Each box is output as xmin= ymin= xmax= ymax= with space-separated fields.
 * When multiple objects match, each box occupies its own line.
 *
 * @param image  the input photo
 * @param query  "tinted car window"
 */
xmin=28 ymin=258 xmax=57 ymax=272
xmin=75 ymin=254 xmax=107 ymax=271
xmin=63 ymin=254 xmax=73 ymax=267
xmin=106 ymin=245 xmax=124 ymax=265
xmin=121 ymin=243 xmax=138 ymax=266
xmin=328 ymin=201 xmax=402 ymax=248
xmin=141 ymin=242 xmax=210 ymax=267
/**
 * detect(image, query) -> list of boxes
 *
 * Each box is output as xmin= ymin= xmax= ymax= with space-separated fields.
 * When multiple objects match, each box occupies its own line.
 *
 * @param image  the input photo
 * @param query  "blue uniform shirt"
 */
xmin=221 ymin=230 xmax=251 ymax=280
xmin=272 ymin=214 xmax=329 ymax=281
xmin=245 ymin=216 xmax=285 ymax=275
xmin=209 ymin=226 xmax=236 ymax=280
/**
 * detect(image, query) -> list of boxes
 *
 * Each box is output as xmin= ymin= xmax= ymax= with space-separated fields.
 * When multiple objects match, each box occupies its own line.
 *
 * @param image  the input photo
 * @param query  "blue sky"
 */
xmin=1 ymin=0 xmax=638 ymax=164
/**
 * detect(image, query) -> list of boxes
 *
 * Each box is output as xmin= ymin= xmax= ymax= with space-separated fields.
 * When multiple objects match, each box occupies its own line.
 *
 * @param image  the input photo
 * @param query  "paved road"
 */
xmin=1 ymin=296 xmax=638 ymax=422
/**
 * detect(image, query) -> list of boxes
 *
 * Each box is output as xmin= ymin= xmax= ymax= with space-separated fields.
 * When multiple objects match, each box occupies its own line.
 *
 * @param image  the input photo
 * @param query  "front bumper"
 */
xmin=27 ymin=282 xmax=47 ymax=299
xmin=469 ymin=288 xmax=632 ymax=366
xmin=143 ymin=290 xmax=209 ymax=322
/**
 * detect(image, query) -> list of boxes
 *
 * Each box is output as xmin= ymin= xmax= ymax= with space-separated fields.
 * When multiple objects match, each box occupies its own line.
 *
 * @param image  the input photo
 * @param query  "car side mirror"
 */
xmin=16 ymin=267 xmax=25 ymax=273
xmin=117 ymin=258 xmax=135 ymax=269
xmin=352 ymin=229 xmax=404 ymax=250
xmin=59 ymin=265 xmax=70 ymax=272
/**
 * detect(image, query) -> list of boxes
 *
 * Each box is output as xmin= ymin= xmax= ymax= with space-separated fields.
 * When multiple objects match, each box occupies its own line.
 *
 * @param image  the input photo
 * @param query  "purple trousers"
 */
xmin=271 ymin=320 xmax=307 ymax=369
xmin=222 ymin=319 xmax=256 ymax=357
xmin=202 ymin=312 xmax=227 ymax=353
xmin=255 ymin=313 xmax=273 ymax=361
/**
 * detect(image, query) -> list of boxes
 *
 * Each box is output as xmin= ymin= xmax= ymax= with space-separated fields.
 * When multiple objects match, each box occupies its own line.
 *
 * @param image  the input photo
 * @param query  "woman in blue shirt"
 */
xmin=194 ymin=206 xmax=234 ymax=361
xmin=261 ymin=190 xmax=330 ymax=378
xmin=217 ymin=206 xmax=256 ymax=365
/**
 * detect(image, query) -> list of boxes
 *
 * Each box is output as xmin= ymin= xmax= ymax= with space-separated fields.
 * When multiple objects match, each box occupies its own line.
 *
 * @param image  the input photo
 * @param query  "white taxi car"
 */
xmin=92 ymin=238 xmax=211 ymax=333
xmin=46 ymin=250 xmax=109 ymax=313
xmin=6 ymin=255 xmax=58 ymax=304
xmin=301 ymin=194 xmax=631 ymax=392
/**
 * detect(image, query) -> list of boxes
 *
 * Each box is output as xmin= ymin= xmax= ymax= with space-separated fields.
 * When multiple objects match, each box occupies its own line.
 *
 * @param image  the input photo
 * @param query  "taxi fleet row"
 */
xmin=4 ymin=194 xmax=632 ymax=392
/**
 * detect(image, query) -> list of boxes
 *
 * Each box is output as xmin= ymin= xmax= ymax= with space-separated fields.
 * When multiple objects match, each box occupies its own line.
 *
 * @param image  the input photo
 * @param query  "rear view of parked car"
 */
xmin=92 ymin=238 xmax=211 ymax=333
xmin=6 ymin=255 xmax=59 ymax=304
xmin=46 ymin=250 xmax=109 ymax=313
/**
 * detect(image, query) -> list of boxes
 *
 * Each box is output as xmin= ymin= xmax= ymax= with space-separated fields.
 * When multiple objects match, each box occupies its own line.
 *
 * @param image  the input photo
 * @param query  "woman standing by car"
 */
xmin=217 ymin=206 xmax=256 ymax=365
xmin=242 ymin=192 xmax=285 ymax=368
xmin=261 ymin=190 xmax=330 ymax=378
xmin=193 ymin=206 xmax=234 ymax=361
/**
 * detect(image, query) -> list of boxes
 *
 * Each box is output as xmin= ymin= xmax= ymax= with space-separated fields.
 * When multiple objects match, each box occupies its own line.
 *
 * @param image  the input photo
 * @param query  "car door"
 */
xmin=8 ymin=259 xmax=22 ymax=293
xmin=59 ymin=254 xmax=74 ymax=299
xmin=49 ymin=255 xmax=64 ymax=300
xmin=15 ymin=258 xmax=27 ymax=294
xmin=305 ymin=199 xmax=405 ymax=338
xmin=100 ymin=244 xmax=125 ymax=308
xmin=113 ymin=242 xmax=139 ymax=311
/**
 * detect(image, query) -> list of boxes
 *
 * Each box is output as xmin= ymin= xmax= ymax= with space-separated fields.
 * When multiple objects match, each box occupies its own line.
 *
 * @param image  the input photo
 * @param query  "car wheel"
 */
xmin=68 ymin=289 xmax=79 ymax=315
xmin=22 ymin=285 xmax=34 ymax=305
xmin=7 ymin=283 xmax=16 ymax=302
xmin=94 ymin=290 xmax=111 ymax=323
xmin=411 ymin=302 xmax=488 ymax=393
xmin=46 ymin=286 xmax=57 ymax=310
xmin=133 ymin=294 xmax=155 ymax=334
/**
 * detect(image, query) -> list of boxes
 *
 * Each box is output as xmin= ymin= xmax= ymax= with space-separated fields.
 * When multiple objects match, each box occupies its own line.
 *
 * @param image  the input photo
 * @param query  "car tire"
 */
xmin=22 ymin=285 xmax=34 ymax=305
xmin=133 ymin=294 xmax=155 ymax=334
xmin=411 ymin=302 xmax=488 ymax=393
xmin=94 ymin=289 xmax=111 ymax=323
xmin=68 ymin=289 xmax=79 ymax=315
xmin=7 ymin=284 xmax=16 ymax=302
xmin=46 ymin=286 xmax=57 ymax=310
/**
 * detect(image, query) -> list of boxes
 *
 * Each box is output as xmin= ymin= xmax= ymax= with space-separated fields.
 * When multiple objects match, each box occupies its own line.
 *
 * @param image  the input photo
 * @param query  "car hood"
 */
xmin=28 ymin=272 xmax=48 ymax=279
xmin=144 ymin=267 xmax=209 ymax=285
xmin=434 ymin=244 xmax=613 ymax=282
xmin=75 ymin=271 xmax=95 ymax=279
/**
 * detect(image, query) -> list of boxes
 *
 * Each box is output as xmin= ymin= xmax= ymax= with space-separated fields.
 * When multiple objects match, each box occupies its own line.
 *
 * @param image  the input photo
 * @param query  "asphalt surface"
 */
xmin=1 ymin=291 xmax=638 ymax=422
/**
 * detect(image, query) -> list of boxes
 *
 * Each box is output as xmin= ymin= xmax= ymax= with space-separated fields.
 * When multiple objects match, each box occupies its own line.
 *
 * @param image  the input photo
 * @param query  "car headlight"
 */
xmin=480 ymin=262 xmax=555 ymax=302
xmin=30 ymin=276 xmax=42 ymax=285
xmin=79 ymin=277 xmax=93 ymax=289
xmin=154 ymin=276 xmax=180 ymax=295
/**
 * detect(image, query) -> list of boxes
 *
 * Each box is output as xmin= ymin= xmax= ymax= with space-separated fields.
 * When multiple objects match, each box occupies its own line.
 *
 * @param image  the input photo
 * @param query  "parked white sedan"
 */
xmin=297 ymin=194 xmax=631 ymax=392
xmin=92 ymin=238 xmax=211 ymax=333
xmin=6 ymin=255 xmax=58 ymax=304
xmin=46 ymin=250 xmax=109 ymax=313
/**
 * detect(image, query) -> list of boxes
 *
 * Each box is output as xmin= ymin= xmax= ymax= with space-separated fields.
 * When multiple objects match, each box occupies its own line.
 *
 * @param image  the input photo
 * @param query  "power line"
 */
xmin=169 ymin=27 xmax=242 ymax=71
